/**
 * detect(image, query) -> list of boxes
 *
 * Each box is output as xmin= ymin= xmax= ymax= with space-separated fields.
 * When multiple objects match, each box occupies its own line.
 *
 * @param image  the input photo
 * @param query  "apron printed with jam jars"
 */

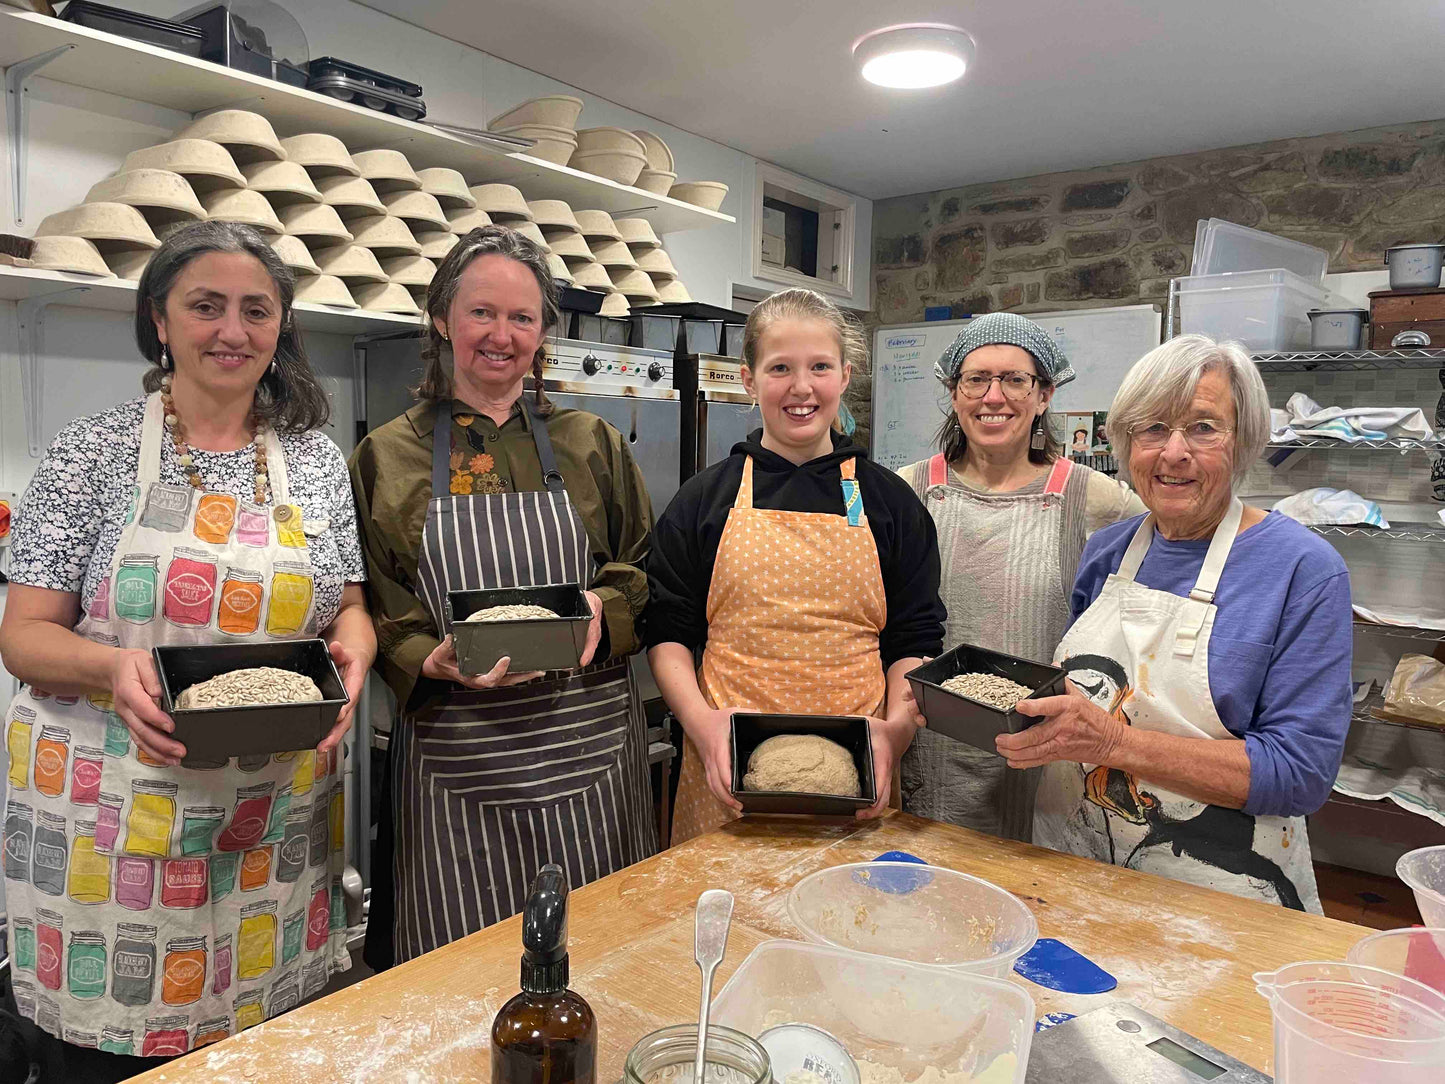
xmin=2 ymin=393 xmax=348 ymax=1053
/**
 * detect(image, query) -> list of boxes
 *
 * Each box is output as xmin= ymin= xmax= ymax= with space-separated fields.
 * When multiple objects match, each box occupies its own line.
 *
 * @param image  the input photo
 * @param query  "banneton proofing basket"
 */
xmin=546 ymin=253 xmax=575 ymax=284
xmin=269 ymin=234 xmax=322 ymax=276
xmin=635 ymin=248 xmax=677 ymax=277
xmin=546 ymin=231 xmax=594 ymax=260
xmin=488 ymin=94 xmax=584 ymax=131
xmin=415 ymin=167 xmax=476 ymax=208
xmin=632 ymin=129 xmax=675 ymax=172
xmin=615 ymin=217 xmax=661 ymax=249
xmin=121 ymin=140 xmax=246 ymax=191
xmin=278 ymin=202 xmax=353 ymax=243
xmin=36 ymin=203 xmax=159 ymax=249
xmin=510 ymin=221 xmax=551 ymax=251
xmin=279 ymin=133 xmax=360 ymax=177
xmin=670 ymin=180 xmax=729 ymax=211
xmin=382 ymin=190 xmax=451 ymax=231
xmin=31 ymin=235 xmax=114 ymax=276
xmin=569 ymin=148 xmax=646 ymax=186
xmin=201 ymin=188 xmax=284 ymax=235
xmin=574 ymin=126 xmax=646 ymax=155
xmin=241 ymin=160 xmax=323 ymax=204
xmin=446 ymin=207 xmax=494 ymax=236
xmin=413 ymin=230 xmax=459 ymax=259
xmin=598 ymin=290 xmax=631 ymax=317
xmin=86 ymin=169 xmax=206 ymax=221
xmin=569 ymin=261 xmax=611 ymax=289
xmin=176 ymin=110 xmax=285 ymax=164
xmin=316 ymin=175 xmax=387 ymax=217
xmin=592 ymin=239 xmax=638 ymax=269
xmin=656 ymin=278 xmax=693 ymax=303
xmin=493 ymin=123 xmax=578 ymax=166
xmin=350 ymin=148 xmax=422 ymax=192
xmin=527 ymin=200 xmax=582 ymax=232
xmin=104 ymin=247 xmax=153 ymax=280
xmin=352 ymin=281 xmax=421 ymax=314
xmin=310 ymin=244 xmax=389 ymax=283
xmin=469 ymin=184 xmax=532 ymax=219
xmin=346 ymin=214 xmax=422 ymax=256
xmin=293 ymin=274 xmax=357 ymax=308
xmin=636 ymin=168 xmax=677 ymax=196
xmin=787 ymin=862 xmax=1039 ymax=978
xmin=573 ymin=209 xmax=623 ymax=240
xmin=610 ymin=267 xmax=659 ymax=300
xmin=381 ymin=254 xmax=437 ymax=287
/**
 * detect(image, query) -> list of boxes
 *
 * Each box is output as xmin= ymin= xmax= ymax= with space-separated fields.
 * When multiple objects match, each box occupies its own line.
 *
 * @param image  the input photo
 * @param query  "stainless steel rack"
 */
xmin=1267 ymin=437 xmax=1445 ymax=452
xmin=1352 ymin=620 xmax=1445 ymax=643
xmin=1308 ymin=522 xmax=1445 ymax=544
xmin=1252 ymin=348 xmax=1445 ymax=372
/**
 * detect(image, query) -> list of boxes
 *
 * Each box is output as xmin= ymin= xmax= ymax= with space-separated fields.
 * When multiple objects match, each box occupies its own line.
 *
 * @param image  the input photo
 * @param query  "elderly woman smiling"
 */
xmin=1002 ymin=335 xmax=1352 ymax=912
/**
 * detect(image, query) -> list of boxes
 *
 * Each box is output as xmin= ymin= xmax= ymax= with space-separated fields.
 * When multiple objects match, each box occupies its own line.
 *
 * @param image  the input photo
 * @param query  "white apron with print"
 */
xmin=1033 ymin=499 xmax=1322 ymax=913
xmin=2 ymin=393 xmax=347 ymax=1058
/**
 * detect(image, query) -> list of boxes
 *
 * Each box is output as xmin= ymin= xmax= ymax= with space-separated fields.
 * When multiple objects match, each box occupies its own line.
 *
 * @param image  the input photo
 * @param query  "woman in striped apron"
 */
xmin=350 ymin=226 xmax=655 ymax=966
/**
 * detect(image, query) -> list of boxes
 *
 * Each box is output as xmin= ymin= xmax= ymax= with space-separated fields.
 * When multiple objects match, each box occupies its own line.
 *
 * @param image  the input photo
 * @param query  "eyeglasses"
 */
xmin=1129 ymin=420 xmax=1234 ymax=450
xmin=956 ymin=371 xmax=1039 ymax=400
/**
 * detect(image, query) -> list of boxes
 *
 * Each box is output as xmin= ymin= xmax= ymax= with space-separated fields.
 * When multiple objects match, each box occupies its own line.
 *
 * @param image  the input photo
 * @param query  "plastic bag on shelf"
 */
xmin=1385 ymin=654 xmax=1445 ymax=726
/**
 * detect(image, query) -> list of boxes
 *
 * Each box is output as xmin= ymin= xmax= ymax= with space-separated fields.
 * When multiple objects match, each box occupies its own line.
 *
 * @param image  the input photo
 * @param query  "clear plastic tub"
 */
xmin=1192 ymin=219 xmax=1329 ymax=282
xmin=1254 ymin=961 xmax=1445 ymax=1083
xmin=1175 ymin=268 xmax=1332 ymax=351
xmin=786 ymin=862 xmax=1038 ymax=977
xmin=1348 ymin=929 xmax=1445 ymax=996
xmin=1398 ymin=847 xmax=1445 ymax=927
xmin=713 ymin=939 xmax=1034 ymax=1084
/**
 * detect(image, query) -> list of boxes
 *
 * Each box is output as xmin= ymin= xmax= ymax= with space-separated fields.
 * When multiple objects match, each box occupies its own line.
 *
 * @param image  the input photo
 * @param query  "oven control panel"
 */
xmin=544 ymin=338 xmax=673 ymax=389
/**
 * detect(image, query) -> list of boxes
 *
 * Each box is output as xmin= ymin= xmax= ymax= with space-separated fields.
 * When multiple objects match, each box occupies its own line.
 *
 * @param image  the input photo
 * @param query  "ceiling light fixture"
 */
xmin=852 ymin=23 xmax=976 ymax=89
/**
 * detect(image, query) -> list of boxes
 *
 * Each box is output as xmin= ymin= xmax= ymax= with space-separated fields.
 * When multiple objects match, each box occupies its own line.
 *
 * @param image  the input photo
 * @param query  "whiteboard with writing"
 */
xmin=869 ymin=304 xmax=1162 ymax=472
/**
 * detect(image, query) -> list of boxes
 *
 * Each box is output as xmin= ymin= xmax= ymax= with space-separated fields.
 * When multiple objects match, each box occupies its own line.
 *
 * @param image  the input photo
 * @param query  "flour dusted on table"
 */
xmin=177 ymin=666 xmax=323 ymax=708
xmin=742 ymin=734 xmax=861 ymax=797
xmin=463 ymin=604 xmax=561 ymax=622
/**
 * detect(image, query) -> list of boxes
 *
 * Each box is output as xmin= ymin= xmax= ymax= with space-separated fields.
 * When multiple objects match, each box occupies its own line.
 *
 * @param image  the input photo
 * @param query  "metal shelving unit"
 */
xmin=1308 ymin=522 xmax=1445 ymax=544
xmin=1353 ymin=620 xmax=1445 ymax=643
xmin=1253 ymin=348 xmax=1445 ymax=372
xmin=1267 ymin=437 xmax=1445 ymax=452
xmin=1351 ymin=689 xmax=1445 ymax=735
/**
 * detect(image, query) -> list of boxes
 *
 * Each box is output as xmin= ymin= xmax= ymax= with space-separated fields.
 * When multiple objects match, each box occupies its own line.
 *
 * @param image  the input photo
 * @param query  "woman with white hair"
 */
xmin=1001 ymin=335 xmax=1352 ymax=912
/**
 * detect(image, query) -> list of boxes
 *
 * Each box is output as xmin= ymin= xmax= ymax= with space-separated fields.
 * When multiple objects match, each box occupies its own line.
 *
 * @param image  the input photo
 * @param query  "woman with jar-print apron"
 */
xmin=0 ymin=222 xmax=374 ymax=1084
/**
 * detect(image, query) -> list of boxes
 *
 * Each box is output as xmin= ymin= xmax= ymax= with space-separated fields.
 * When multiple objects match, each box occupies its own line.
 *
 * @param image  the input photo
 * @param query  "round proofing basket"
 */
xmin=636 ymin=168 xmax=677 ymax=195
xmin=656 ymin=278 xmax=692 ymax=303
xmin=635 ymin=248 xmax=676 ymax=277
xmin=103 ymin=247 xmax=152 ymax=280
xmin=493 ymin=123 xmax=578 ymax=166
xmin=415 ymin=167 xmax=476 ymax=208
xmin=381 ymin=254 xmax=437 ymax=287
xmin=316 ymin=175 xmax=387 ymax=217
xmin=609 ymin=267 xmax=658 ymax=299
xmin=270 ymin=234 xmax=322 ymax=276
xmin=527 ymin=200 xmax=581 ymax=232
xmin=36 ymin=203 xmax=160 ymax=249
xmin=175 ymin=110 xmax=285 ymax=164
xmin=787 ymin=863 xmax=1038 ymax=978
xmin=121 ymin=140 xmax=245 ymax=191
xmin=30 ymin=235 xmax=114 ymax=276
xmin=446 ymin=207 xmax=494 ymax=236
xmin=294 ymin=273 xmax=357 ymax=308
xmin=350 ymin=149 xmax=422 ymax=192
xmin=632 ymin=129 xmax=675 ymax=172
xmin=278 ymin=202 xmax=354 ymax=243
xmin=241 ymin=160 xmax=323 ymax=204
xmin=413 ymin=229 xmax=460 ymax=258
xmin=574 ymin=126 xmax=646 ymax=155
xmin=615 ymin=217 xmax=661 ymax=248
xmin=568 ymin=148 xmax=646 ymax=186
xmin=598 ymin=290 xmax=630 ymax=317
xmin=573 ymin=210 xmax=622 ymax=241
xmin=352 ymin=281 xmax=422 ymax=315
xmin=488 ymin=94 xmax=584 ymax=132
xmin=591 ymin=238 xmax=638 ymax=269
xmin=347 ymin=214 xmax=422 ymax=255
xmin=279 ymin=133 xmax=360 ymax=177
xmin=669 ymin=180 xmax=729 ymax=211
xmin=567 ymin=260 xmax=611 ymax=289
xmin=546 ymin=253 xmax=574 ymax=283
xmin=382 ymin=190 xmax=451 ymax=230
xmin=545 ymin=231 xmax=594 ymax=259
xmin=200 ymin=188 xmax=284 ymax=235
xmin=310 ymin=244 xmax=389 ymax=284
xmin=86 ymin=169 xmax=206 ymax=219
xmin=468 ymin=184 xmax=532 ymax=219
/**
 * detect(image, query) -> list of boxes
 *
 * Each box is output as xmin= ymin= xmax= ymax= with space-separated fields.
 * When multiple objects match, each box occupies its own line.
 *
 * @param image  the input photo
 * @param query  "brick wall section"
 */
xmin=849 ymin=119 xmax=1445 ymax=450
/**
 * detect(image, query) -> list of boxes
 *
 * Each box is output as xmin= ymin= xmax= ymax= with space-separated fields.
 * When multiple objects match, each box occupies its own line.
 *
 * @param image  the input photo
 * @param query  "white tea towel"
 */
xmin=1279 ymin=392 xmax=1433 ymax=443
xmin=1274 ymin=487 xmax=1389 ymax=527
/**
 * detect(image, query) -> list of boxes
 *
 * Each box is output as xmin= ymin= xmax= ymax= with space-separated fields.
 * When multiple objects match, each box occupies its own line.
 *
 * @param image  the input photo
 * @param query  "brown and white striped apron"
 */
xmin=389 ymin=398 xmax=654 ymax=962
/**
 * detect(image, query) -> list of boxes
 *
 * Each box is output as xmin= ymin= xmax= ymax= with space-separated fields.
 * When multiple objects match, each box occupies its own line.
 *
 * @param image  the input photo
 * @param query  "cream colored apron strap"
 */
xmin=734 ymin=456 xmax=755 ymax=509
xmin=1115 ymin=511 xmax=1158 ymax=581
xmin=263 ymin=427 xmax=290 ymax=504
xmin=138 ymin=391 xmax=166 ymax=484
xmin=1173 ymin=497 xmax=1243 ymax=657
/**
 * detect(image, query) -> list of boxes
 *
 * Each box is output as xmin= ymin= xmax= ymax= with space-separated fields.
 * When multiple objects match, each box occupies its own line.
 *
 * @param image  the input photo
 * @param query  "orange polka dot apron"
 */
xmin=670 ymin=456 xmax=887 ymax=845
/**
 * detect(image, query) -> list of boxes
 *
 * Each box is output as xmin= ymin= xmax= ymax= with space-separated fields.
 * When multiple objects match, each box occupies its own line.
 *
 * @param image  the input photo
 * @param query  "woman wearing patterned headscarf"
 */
xmin=896 ymin=313 xmax=1144 ymax=841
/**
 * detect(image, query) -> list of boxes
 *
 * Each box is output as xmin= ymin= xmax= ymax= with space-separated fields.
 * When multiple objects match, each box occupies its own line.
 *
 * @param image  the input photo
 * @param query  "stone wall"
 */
xmin=850 ymin=118 xmax=1445 ymax=448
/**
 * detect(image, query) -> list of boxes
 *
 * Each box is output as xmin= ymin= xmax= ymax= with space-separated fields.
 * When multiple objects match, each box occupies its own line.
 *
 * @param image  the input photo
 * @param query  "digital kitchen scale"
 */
xmin=1025 ymin=1002 xmax=1271 ymax=1083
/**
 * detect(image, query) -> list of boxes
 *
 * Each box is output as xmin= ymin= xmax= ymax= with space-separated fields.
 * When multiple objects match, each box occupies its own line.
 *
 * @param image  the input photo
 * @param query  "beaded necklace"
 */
xmin=159 ymin=374 xmax=270 ymax=505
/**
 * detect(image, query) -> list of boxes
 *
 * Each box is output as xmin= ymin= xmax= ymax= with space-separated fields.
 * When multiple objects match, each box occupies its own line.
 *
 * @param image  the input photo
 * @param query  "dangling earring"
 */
xmin=270 ymin=358 xmax=279 ymax=375
xmin=160 ymin=345 xmax=172 ymax=371
xmin=1030 ymin=415 xmax=1046 ymax=451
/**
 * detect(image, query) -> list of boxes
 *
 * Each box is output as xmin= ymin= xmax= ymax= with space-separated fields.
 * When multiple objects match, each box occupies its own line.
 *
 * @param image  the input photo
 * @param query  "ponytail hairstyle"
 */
xmin=740 ymin=287 xmax=868 ymax=434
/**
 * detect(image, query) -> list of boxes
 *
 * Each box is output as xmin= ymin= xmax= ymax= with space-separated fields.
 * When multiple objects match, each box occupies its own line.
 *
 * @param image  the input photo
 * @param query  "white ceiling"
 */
xmin=359 ymin=0 xmax=1445 ymax=200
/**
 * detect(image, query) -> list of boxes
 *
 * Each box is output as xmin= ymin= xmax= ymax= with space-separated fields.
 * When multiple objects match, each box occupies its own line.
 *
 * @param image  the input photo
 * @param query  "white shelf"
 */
xmin=0 ymin=264 xmax=424 ymax=335
xmin=0 ymin=10 xmax=733 ymax=235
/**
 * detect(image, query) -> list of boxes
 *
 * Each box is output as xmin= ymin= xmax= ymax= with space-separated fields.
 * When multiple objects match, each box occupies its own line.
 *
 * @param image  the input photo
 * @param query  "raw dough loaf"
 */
xmin=177 ymin=667 xmax=323 ymax=709
xmin=742 ymin=734 xmax=861 ymax=797
xmin=463 ymin=604 xmax=560 ymax=622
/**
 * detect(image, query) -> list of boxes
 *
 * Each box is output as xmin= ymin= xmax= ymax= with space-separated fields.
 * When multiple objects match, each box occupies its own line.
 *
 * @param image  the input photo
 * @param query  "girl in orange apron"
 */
xmin=645 ymin=289 xmax=946 ymax=845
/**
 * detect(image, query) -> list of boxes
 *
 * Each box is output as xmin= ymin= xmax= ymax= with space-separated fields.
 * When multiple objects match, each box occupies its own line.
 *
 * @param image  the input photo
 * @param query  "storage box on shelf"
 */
xmin=0 ymin=8 xmax=733 ymax=233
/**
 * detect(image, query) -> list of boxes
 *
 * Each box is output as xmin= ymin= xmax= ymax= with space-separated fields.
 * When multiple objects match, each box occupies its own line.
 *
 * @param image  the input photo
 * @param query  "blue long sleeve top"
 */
xmin=1069 ymin=510 xmax=1352 ymax=818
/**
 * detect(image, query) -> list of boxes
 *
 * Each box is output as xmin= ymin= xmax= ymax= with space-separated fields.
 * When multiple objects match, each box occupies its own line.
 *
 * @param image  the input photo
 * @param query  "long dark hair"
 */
xmin=135 ymin=220 xmax=331 ymax=434
xmin=935 ymin=367 xmax=1064 ymax=465
xmin=414 ymin=224 xmax=560 ymax=416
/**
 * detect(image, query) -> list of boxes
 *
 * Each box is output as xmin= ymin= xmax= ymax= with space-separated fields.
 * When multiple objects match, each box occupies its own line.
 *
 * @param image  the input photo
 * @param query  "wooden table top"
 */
xmin=136 ymin=813 xmax=1370 ymax=1083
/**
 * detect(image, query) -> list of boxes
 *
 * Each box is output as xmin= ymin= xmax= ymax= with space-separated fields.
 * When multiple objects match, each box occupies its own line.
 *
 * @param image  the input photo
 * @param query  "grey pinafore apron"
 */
xmin=389 ymin=398 xmax=655 ymax=963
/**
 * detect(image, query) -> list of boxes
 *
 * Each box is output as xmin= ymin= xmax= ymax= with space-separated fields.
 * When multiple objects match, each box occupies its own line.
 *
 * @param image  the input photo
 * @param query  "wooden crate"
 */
xmin=1369 ymin=287 xmax=1445 ymax=347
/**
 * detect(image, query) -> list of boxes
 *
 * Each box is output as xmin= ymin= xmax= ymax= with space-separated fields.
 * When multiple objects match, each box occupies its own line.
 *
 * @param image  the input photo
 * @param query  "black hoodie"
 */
xmin=644 ymin=429 xmax=945 ymax=667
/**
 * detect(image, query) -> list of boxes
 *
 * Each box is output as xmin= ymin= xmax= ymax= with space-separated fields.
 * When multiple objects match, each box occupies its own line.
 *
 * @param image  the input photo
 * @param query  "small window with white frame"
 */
xmin=751 ymin=161 xmax=856 ymax=299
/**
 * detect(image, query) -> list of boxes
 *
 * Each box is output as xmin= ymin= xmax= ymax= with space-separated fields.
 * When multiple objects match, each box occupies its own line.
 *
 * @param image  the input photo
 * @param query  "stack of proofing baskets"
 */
xmin=1174 ymin=219 xmax=1340 ymax=351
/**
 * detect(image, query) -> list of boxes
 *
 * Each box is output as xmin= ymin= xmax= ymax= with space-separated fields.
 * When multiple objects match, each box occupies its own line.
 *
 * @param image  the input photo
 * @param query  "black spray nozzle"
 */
xmin=520 ymin=864 xmax=570 ymax=994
